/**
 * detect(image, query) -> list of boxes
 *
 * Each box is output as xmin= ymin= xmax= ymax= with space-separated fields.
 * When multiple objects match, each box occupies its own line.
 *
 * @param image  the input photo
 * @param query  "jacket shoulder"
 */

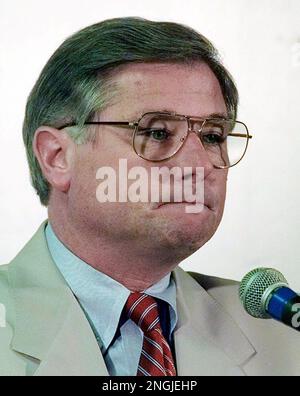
xmin=188 ymin=271 xmax=239 ymax=290
xmin=187 ymin=270 xmax=300 ymax=375
xmin=0 ymin=264 xmax=10 ymax=305
xmin=187 ymin=271 xmax=241 ymax=313
xmin=0 ymin=263 xmax=15 ymax=319
xmin=0 ymin=264 xmax=26 ymax=375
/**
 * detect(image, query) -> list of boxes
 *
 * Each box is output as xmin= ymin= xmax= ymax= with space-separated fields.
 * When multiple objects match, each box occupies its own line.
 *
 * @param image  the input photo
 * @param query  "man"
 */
xmin=0 ymin=17 xmax=299 ymax=376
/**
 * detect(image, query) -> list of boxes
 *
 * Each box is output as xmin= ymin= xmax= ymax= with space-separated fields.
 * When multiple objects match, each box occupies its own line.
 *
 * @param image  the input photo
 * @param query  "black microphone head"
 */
xmin=239 ymin=267 xmax=288 ymax=319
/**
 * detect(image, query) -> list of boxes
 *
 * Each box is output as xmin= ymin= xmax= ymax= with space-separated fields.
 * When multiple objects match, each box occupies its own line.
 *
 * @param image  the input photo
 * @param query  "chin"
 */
xmin=154 ymin=215 xmax=219 ymax=258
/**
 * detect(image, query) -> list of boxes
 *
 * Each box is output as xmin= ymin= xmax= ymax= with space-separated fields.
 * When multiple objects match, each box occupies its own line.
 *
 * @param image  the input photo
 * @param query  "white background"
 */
xmin=0 ymin=0 xmax=299 ymax=288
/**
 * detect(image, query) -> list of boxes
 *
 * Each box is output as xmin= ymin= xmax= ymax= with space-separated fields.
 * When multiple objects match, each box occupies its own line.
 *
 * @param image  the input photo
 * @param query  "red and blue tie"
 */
xmin=125 ymin=292 xmax=177 ymax=376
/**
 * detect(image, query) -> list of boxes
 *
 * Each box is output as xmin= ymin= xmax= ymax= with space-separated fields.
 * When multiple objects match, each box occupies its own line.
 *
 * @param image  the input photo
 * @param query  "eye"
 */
xmin=138 ymin=128 xmax=171 ymax=142
xmin=201 ymin=133 xmax=225 ymax=145
xmin=151 ymin=129 xmax=170 ymax=141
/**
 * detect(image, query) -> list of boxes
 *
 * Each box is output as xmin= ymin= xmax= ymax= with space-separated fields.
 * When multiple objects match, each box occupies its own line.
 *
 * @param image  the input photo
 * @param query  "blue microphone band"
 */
xmin=267 ymin=287 xmax=300 ymax=331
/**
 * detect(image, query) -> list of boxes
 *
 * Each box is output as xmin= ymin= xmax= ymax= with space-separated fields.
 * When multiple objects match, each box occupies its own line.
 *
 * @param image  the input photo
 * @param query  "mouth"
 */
xmin=149 ymin=201 xmax=212 ymax=210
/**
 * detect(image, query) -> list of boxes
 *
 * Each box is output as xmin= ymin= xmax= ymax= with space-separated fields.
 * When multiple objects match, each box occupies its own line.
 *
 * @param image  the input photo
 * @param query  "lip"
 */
xmin=150 ymin=201 xmax=211 ymax=210
xmin=148 ymin=186 xmax=216 ymax=211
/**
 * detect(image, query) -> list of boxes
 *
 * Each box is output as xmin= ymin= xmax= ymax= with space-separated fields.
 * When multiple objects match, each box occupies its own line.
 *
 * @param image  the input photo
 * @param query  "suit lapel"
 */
xmin=172 ymin=267 xmax=256 ymax=375
xmin=33 ymin=295 xmax=109 ymax=376
xmin=8 ymin=221 xmax=108 ymax=375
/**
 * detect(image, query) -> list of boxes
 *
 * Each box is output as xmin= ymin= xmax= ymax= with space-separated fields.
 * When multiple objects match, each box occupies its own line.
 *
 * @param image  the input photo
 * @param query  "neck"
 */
xmin=48 ymin=206 xmax=181 ymax=291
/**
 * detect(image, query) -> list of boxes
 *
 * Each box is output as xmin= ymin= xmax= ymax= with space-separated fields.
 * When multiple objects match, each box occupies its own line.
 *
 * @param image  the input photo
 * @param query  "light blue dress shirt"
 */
xmin=45 ymin=223 xmax=177 ymax=376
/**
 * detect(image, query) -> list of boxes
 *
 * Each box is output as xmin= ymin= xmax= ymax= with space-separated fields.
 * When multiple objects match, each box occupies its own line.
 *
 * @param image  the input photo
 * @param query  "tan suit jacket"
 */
xmin=0 ymin=221 xmax=299 ymax=376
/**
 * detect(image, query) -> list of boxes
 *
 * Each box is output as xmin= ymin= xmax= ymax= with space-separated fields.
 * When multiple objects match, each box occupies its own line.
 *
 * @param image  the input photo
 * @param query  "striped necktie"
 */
xmin=125 ymin=292 xmax=177 ymax=376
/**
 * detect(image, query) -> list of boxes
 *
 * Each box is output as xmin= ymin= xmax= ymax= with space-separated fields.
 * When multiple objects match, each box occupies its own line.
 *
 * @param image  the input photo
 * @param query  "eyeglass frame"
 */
xmin=58 ymin=111 xmax=253 ymax=169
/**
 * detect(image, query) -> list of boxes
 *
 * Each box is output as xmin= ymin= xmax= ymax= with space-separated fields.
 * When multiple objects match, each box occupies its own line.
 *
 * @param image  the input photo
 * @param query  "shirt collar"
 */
xmin=45 ymin=222 xmax=177 ymax=351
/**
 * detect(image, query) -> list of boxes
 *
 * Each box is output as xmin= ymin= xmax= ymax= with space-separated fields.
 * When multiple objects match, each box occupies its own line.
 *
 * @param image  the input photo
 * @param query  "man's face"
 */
xmin=68 ymin=62 xmax=228 ymax=260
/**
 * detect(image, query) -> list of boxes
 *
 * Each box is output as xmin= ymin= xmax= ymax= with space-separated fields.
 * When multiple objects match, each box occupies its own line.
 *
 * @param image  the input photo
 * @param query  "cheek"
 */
xmin=219 ymin=173 xmax=227 ymax=194
xmin=218 ymin=173 xmax=228 ymax=208
xmin=70 ymin=145 xmax=138 ymax=208
xmin=69 ymin=150 xmax=101 ymax=207
xmin=211 ymin=171 xmax=227 ymax=212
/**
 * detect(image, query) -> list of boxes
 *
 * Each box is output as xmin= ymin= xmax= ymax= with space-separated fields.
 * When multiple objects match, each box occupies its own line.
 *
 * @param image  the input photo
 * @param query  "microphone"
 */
xmin=239 ymin=268 xmax=300 ymax=331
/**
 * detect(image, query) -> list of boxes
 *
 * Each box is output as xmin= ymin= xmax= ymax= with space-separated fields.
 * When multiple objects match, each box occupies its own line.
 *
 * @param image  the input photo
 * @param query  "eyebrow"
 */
xmin=130 ymin=109 xmax=229 ymax=120
xmin=130 ymin=108 xmax=174 ymax=118
xmin=205 ymin=112 xmax=229 ymax=119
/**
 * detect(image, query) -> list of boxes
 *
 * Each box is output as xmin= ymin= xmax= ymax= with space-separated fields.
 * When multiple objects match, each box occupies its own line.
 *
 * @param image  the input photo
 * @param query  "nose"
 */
xmin=175 ymin=128 xmax=215 ymax=176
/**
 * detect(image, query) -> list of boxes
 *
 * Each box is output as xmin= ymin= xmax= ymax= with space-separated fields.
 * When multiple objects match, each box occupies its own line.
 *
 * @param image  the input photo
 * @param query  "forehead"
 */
xmin=103 ymin=62 xmax=227 ymax=119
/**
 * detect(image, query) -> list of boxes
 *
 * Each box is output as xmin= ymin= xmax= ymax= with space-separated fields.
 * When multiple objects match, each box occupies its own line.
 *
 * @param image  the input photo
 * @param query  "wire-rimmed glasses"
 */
xmin=58 ymin=111 xmax=252 ymax=169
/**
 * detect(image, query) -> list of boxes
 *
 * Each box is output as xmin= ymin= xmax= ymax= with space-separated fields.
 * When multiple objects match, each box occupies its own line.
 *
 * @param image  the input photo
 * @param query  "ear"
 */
xmin=33 ymin=126 xmax=75 ymax=194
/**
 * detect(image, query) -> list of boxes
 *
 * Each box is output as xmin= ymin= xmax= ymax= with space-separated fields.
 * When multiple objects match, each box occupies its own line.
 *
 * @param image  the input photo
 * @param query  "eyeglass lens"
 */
xmin=133 ymin=113 xmax=249 ymax=167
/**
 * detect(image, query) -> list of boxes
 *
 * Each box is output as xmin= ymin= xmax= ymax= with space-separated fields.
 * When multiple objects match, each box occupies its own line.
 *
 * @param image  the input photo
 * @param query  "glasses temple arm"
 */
xmin=228 ymin=132 xmax=253 ymax=139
